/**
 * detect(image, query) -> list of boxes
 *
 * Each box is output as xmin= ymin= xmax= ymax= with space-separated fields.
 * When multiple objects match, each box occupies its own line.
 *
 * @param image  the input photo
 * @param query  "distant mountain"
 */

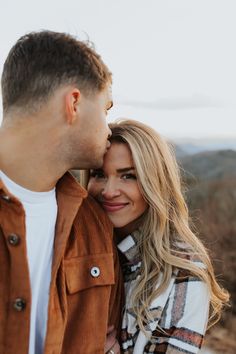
xmin=179 ymin=149 xmax=236 ymax=182
xmin=171 ymin=143 xmax=187 ymax=159
xmin=179 ymin=148 xmax=236 ymax=324
xmin=173 ymin=137 xmax=236 ymax=155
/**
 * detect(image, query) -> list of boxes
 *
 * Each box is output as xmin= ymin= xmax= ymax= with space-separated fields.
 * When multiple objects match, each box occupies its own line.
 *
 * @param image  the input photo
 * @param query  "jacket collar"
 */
xmin=56 ymin=171 xmax=88 ymax=199
xmin=0 ymin=171 xmax=88 ymax=201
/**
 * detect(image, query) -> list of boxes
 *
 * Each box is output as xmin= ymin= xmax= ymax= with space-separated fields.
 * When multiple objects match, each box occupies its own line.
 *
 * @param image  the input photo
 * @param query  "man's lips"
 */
xmin=101 ymin=201 xmax=129 ymax=212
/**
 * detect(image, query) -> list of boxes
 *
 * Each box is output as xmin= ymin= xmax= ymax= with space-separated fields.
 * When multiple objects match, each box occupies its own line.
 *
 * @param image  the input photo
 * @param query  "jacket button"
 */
xmin=90 ymin=266 xmax=100 ymax=278
xmin=8 ymin=234 xmax=21 ymax=246
xmin=1 ymin=195 xmax=11 ymax=202
xmin=13 ymin=298 xmax=26 ymax=311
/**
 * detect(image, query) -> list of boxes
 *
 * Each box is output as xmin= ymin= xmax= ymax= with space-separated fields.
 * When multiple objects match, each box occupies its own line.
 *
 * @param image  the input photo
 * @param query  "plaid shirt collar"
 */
xmin=117 ymin=232 xmax=140 ymax=263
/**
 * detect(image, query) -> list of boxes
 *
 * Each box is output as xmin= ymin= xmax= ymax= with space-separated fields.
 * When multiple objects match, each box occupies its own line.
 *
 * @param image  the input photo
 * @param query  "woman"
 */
xmin=82 ymin=119 xmax=229 ymax=353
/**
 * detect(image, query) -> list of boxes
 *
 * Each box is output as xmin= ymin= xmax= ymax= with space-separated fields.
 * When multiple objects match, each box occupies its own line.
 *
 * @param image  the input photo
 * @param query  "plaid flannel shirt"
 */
xmin=118 ymin=235 xmax=210 ymax=354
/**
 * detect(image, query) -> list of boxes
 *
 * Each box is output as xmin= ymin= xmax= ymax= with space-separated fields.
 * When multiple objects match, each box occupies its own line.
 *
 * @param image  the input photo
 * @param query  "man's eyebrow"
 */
xmin=117 ymin=167 xmax=135 ymax=173
xmin=107 ymin=101 xmax=113 ymax=110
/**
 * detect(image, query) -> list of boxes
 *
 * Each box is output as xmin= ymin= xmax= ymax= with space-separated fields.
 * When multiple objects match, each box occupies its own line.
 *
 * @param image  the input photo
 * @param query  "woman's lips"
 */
xmin=101 ymin=202 xmax=129 ymax=212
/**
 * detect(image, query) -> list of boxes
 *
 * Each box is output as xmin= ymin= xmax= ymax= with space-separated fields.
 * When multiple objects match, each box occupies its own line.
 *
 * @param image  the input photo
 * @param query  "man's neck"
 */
xmin=0 ymin=127 xmax=66 ymax=192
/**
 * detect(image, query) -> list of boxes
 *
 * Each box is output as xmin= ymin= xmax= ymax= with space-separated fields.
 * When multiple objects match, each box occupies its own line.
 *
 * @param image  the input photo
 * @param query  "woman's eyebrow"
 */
xmin=90 ymin=168 xmax=103 ymax=173
xmin=116 ymin=167 xmax=135 ymax=173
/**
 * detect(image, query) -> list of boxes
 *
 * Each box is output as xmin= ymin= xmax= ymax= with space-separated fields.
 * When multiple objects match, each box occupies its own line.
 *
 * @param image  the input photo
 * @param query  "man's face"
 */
xmin=69 ymin=85 xmax=113 ymax=169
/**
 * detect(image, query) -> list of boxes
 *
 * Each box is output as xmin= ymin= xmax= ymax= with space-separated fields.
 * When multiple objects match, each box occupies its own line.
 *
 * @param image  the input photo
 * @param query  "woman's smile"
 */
xmin=101 ymin=201 xmax=130 ymax=212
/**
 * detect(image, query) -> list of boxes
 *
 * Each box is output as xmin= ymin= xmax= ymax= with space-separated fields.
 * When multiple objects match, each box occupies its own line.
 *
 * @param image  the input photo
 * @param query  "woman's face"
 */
xmin=88 ymin=142 xmax=148 ymax=234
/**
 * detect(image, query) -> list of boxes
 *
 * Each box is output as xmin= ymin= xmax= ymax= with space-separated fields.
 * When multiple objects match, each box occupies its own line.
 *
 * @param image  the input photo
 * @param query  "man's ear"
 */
xmin=65 ymin=88 xmax=81 ymax=125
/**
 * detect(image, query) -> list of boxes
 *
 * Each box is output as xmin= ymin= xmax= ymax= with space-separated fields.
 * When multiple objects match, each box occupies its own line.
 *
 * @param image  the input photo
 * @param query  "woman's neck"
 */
xmin=114 ymin=214 xmax=144 ymax=243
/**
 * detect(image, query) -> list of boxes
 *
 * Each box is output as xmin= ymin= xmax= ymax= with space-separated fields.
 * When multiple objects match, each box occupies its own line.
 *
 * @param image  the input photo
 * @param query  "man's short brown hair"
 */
xmin=1 ymin=30 xmax=112 ymax=113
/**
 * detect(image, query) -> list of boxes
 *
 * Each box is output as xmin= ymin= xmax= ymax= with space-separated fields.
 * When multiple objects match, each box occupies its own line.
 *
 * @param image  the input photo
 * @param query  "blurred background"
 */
xmin=1 ymin=1 xmax=235 ymax=353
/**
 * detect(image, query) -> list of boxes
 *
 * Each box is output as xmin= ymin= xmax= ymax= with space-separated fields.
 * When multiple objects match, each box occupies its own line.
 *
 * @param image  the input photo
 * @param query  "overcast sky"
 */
xmin=0 ymin=0 xmax=236 ymax=138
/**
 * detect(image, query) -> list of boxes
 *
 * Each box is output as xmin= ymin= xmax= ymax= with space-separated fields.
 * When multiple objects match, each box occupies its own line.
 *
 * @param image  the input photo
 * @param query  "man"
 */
xmin=0 ymin=31 xmax=122 ymax=354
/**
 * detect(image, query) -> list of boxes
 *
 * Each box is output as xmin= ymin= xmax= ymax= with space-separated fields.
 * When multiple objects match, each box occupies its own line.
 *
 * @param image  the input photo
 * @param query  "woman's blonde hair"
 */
xmin=81 ymin=119 xmax=229 ymax=333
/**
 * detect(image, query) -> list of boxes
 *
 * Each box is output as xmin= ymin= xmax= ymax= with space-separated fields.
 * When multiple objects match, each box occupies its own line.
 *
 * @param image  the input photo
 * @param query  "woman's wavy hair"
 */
xmin=80 ymin=119 xmax=229 ymax=333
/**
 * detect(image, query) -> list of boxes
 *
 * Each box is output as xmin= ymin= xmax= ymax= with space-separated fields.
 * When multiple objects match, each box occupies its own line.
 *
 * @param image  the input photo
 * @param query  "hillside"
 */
xmin=179 ymin=149 xmax=236 ymax=353
xmin=180 ymin=149 xmax=236 ymax=309
xmin=180 ymin=149 xmax=236 ymax=181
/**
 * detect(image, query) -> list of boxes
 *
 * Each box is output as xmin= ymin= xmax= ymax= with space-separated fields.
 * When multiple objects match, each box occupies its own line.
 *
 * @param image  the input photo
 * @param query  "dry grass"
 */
xmin=203 ymin=318 xmax=236 ymax=354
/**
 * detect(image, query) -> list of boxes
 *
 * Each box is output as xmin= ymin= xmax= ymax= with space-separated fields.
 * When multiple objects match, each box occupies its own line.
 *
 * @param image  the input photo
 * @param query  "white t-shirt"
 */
xmin=0 ymin=170 xmax=57 ymax=354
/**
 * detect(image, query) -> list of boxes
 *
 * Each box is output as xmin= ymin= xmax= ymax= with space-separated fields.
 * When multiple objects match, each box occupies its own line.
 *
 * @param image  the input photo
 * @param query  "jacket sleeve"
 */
xmin=143 ymin=276 xmax=210 ymax=354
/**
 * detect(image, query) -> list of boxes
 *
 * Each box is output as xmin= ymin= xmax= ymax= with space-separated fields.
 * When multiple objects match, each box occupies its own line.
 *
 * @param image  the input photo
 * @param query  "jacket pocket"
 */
xmin=64 ymin=253 xmax=115 ymax=294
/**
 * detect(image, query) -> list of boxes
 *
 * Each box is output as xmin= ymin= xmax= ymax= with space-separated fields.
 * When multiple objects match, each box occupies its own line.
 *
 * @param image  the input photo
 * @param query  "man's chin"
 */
xmin=91 ymin=158 xmax=103 ymax=169
xmin=70 ymin=156 xmax=104 ymax=170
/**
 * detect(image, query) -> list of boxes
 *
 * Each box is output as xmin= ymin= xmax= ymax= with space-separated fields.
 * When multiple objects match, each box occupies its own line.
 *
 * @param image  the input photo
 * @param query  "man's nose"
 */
xmin=101 ymin=180 xmax=120 ymax=199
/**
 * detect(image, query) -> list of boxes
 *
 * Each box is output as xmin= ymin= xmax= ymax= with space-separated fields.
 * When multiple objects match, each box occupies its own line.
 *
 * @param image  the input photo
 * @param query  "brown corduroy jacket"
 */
xmin=0 ymin=172 xmax=123 ymax=354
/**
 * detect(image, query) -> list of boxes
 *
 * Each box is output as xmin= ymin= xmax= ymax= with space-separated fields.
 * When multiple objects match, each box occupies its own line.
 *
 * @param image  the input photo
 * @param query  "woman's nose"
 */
xmin=101 ymin=180 xmax=120 ymax=199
